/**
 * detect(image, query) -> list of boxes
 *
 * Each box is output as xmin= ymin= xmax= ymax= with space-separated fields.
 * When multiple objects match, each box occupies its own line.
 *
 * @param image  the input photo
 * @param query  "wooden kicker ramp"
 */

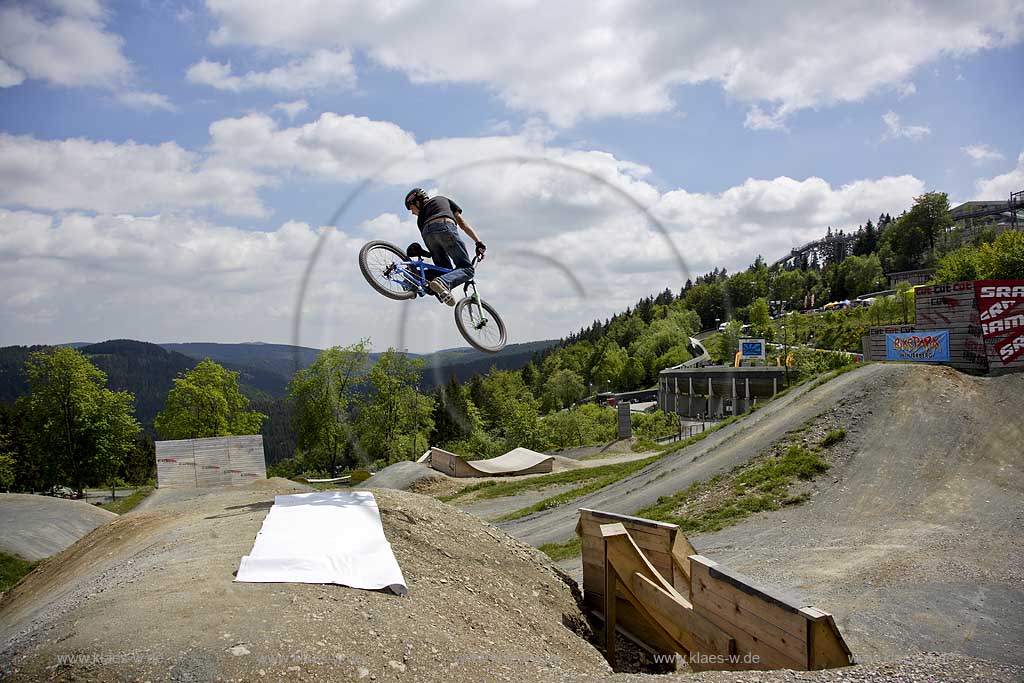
xmin=577 ymin=509 xmax=853 ymax=672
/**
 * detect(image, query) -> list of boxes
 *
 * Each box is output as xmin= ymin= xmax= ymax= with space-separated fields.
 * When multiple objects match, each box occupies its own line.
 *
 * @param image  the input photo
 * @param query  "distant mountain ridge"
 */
xmin=1 ymin=337 xmax=559 ymax=462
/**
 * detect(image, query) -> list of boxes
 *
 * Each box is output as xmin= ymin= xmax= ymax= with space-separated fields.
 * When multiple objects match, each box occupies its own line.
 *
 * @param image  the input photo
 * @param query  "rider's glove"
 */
xmin=475 ymin=241 xmax=487 ymax=260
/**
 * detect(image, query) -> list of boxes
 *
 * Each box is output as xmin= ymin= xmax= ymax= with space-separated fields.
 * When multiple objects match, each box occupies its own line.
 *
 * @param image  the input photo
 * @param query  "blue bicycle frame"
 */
xmin=387 ymin=258 xmax=452 ymax=297
xmin=386 ymin=254 xmax=482 ymax=300
xmin=385 ymin=253 xmax=491 ymax=329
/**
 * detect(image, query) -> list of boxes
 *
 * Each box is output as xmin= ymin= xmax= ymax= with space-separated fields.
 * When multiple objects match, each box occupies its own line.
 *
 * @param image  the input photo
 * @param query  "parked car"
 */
xmin=49 ymin=485 xmax=80 ymax=499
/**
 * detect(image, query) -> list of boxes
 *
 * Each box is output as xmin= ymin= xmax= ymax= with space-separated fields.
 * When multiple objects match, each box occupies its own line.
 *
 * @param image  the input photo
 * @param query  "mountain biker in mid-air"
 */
xmin=404 ymin=188 xmax=487 ymax=306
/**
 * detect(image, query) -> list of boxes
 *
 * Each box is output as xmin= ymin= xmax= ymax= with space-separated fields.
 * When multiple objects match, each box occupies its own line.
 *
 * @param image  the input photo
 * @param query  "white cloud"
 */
xmin=202 ymin=1 xmax=1024 ymax=126
xmin=882 ymin=111 xmax=931 ymax=140
xmin=0 ymin=3 xmax=132 ymax=88
xmin=0 ymin=133 xmax=269 ymax=217
xmin=186 ymin=49 xmax=356 ymax=93
xmin=0 ymin=163 xmax=923 ymax=350
xmin=0 ymin=59 xmax=26 ymax=87
xmin=974 ymin=151 xmax=1024 ymax=199
xmin=743 ymin=105 xmax=789 ymax=132
xmin=0 ymin=108 xmax=930 ymax=348
xmin=0 ymin=210 xmax=347 ymax=344
xmin=115 ymin=90 xmax=177 ymax=111
xmin=273 ymin=99 xmax=309 ymax=120
xmin=961 ymin=144 xmax=1005 ymax=163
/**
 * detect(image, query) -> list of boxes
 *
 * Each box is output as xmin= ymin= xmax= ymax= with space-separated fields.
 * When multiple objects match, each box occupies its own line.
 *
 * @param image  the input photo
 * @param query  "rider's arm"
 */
xmin=454 ymin=213 xmax=481 ymax=243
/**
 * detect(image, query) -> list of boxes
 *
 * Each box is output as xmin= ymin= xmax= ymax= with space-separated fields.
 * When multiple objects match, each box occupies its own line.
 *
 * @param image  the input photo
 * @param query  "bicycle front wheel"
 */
xmin=358 ymin=241 xmax=417 ymax=300
xmin=454 ymin=297 xmax=507 ymax=353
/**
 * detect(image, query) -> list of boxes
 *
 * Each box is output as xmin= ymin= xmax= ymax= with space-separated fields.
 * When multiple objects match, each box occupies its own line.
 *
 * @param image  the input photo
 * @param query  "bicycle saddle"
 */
xmin=406 ymin=242 xmax=433 ymax=259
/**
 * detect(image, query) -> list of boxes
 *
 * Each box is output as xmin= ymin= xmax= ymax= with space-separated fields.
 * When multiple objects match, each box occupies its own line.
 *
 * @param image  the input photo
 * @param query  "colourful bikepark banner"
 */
xmin=974 ymin=280 xmax=1024 ymax=365
xmin=885 ymin=331 xmax=950 ymax=362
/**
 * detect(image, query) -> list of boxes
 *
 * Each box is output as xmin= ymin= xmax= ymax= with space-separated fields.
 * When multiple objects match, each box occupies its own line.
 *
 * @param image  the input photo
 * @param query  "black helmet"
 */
xmin=404 ymin=188 xmax=428 ymax=209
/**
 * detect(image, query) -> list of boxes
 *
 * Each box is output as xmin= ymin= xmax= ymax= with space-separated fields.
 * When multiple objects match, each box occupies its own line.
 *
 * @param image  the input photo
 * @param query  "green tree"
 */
xmin=520 ymin=361 xmax=540 ymax=396
xmin=713 ymin=321 xmax=743 ymax=364
xmin=18 ymin=347 xmax=140 ymax=496
xmin=895 ymin=282 xmax=915 ymax=324
xmin=905 ymin=192 xmax=952 ymax=255
xmin=837 ymin=253 xmax=886 ymax=298
xmin=474 ymin=369 xmax=543 ymax=450
xmin=749 ymin=297 xmax=775 ymax=342
xmin=607 ymin=316 xmax=646 ymax=348
xmin=934 ymin=245 xmax=981 ymax=284
xmin=287 ymin=341 xmax=369 ymax=475
xmin=543 ymin=369 xmax=586 ymax=411
xmin=155 ymin=359 xmax=267 ymax=440
xmin=356 ymin=350 xmax=433 ymax=463
xmin=620 ymin=356 xmax=647 ymax=390
xmin=774 ymin=268 xmax=807 ymax=311
xmin=590 ymin=342 xmax=626 ymax=391
xmin=430 ymin=375 xmax=477 ymax=446
xmin=977 ymin=229 xmax=1024 ymax=279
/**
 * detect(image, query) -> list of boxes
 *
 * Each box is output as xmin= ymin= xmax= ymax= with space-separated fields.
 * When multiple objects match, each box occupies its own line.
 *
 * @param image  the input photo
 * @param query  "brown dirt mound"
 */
xmin=0 ymin=483 xmax=609 ymax=682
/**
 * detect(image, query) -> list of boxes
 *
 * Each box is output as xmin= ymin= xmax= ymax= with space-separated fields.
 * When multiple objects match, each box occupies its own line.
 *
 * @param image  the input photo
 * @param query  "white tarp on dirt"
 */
xmin=235 ymin=491 xmax=407 ymax=595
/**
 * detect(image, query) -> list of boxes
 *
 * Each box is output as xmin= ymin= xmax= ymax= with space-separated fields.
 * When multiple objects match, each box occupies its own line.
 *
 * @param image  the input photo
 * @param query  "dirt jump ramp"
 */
xmin=578 ymin=508 xmax=852 ymax=672
xmin=428 ymin=446 xmax=554 ymax=477
xmin=0 ymin=494 xmax=117 ymax=561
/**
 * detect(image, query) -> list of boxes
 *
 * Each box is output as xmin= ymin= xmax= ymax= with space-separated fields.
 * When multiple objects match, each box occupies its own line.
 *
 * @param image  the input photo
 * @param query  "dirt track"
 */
xmin=0 ymin=494 xmax=116 ymax=561
xmin=496 ymin=363 xmax=1023 ymax=668
xmin=697 ymin=365 xmax=1024 ymax=666
xmin=499 ymin=364 xmax=893 ymax=548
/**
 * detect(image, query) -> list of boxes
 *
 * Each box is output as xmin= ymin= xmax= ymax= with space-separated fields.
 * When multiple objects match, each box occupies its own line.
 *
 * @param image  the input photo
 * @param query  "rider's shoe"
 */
xmin=429 ymin=279 xmax=456 ymax=306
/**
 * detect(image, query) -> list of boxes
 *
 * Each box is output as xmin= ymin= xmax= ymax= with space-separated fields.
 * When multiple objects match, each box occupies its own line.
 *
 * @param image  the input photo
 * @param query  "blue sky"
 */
xmin=1 ymin=1 xmax=1022 ymax=352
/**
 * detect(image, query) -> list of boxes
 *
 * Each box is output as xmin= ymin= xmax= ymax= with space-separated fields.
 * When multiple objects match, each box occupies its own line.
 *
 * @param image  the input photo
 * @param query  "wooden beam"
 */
xmin=604 ymin=537 xmax=617 ymax=668
xmin=670 ymin=531 xmax=696 ymax=599
xmin=801 ymin=607 xmax=854 ymax=669
xmin=599 ymin=524 xmax=734 ymax=668
xmin=630 ymin=573 xmax=735 ymax=660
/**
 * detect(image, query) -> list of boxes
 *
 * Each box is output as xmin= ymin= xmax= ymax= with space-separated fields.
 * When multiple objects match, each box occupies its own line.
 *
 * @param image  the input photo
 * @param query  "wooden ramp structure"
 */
xmin=577 ymin=509 xmax=852 ymax=672
xmin=428 ymin=446 xmax=554 ymax=478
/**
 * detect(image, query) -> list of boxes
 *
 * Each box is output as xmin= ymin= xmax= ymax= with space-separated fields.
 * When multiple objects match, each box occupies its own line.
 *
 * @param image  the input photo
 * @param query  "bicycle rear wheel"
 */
xmin=358 ymin=241 xmax=417 ymax=300
xmin=454 ymin=296 xmax=507 ymax=353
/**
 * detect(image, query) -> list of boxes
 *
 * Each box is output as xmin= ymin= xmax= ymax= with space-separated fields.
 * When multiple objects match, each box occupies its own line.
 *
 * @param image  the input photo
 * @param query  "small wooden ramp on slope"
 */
xmin=428 ymin=446 xmax=554 ymax=477
xmin=577 ymin=508 xmax=853 ymax=672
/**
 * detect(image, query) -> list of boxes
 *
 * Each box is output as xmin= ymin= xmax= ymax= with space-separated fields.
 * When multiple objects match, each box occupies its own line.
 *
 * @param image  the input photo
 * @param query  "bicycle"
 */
xmin=358 ymin=240 xmax=508 ymax=353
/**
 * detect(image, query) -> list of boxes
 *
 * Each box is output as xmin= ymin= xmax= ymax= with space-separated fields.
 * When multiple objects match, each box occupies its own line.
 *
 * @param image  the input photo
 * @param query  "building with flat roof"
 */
xmin=658 ymin=366 xmax=787 ymax=419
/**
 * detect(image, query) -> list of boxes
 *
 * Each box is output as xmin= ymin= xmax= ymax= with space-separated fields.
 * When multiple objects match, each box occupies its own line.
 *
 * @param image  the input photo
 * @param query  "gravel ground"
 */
xmin=0 ymin=480 xmax=610 ymax=682
xmin=611 ymin=652 xmax=1023 ymax=682
xmin=695 ymin=366 xmax=1024 ymax=667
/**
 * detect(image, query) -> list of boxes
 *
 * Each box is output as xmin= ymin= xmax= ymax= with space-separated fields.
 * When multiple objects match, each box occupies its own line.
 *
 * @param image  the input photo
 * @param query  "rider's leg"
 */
xmin=423 ymin=231 xmax=457 ymax=304
xmin=430 ymin=229 xmax=475 ymax=290
xmin=423 ymin=232 xmax=453 ymax=278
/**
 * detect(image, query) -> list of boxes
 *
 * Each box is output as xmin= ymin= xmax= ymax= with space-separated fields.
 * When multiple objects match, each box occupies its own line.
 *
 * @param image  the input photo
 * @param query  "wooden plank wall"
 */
xmin=155 ymin=439 xmax=197 ymax=488
xmin=913 ymin=282 xmax=988 ymax=371
xmin=428 ymin=447 xmax=474 ymax=477
xmin=862 ymin=325 xmax=917 ymax=362
xmin=154 ymin=435 xmax=267 ymax=489
xmin=689 ymin=556 xmax=853 ymax=671
xmin=690 ymin=555 xmax=809 ymax=670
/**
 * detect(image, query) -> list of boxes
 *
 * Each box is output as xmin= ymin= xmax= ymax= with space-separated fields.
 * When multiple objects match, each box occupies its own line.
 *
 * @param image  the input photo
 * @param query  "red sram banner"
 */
xmin=974 ymin=280 xmax=1024 ymax=365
